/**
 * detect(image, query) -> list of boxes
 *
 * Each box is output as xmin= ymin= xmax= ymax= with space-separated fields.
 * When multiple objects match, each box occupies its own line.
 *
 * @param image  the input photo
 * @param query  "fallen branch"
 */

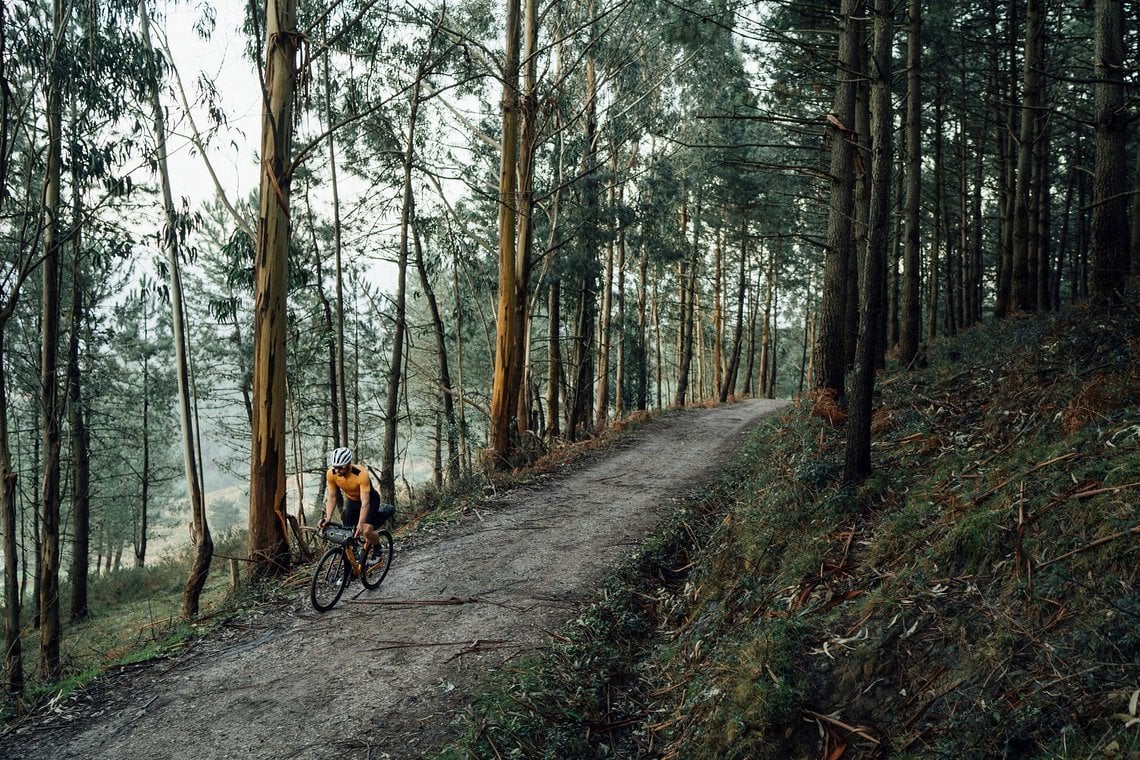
xmin=1036 ymin=525 xmax=1139 ymax=569
xmin=369 ymin=638 xmax=509 ymax=653
xmin=804 ymin=710 xmax=880 ymax=745
xmin=1073 ymin=479 xmax=1140 ymax=500
xmin=349 ymin=596 xmax=485 ymax=606
xmin=972 ymin=452 xmax=1078 ymax=506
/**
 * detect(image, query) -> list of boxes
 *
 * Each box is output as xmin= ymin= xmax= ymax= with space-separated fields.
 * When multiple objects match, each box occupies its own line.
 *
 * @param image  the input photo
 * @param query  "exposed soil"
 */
xmin=1 ymin=398 xmax=788 ymax=760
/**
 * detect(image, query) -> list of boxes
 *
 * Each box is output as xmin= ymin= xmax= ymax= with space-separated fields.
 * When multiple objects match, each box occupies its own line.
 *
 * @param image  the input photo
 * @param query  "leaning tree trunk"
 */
xmin=413 ymin=216 xmax=460 ymax=483
xmin=382 ymin=58 xmax=429 ymax=503
xmin=249 ymin=0 xmax=298 ymax=576
xmin=140 ymin=0 xmax=214 ymax=613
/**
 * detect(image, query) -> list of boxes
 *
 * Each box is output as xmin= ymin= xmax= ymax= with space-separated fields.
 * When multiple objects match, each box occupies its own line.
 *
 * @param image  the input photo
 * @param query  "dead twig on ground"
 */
xmin=1036 ymin=525 xmax=1140 ymax=570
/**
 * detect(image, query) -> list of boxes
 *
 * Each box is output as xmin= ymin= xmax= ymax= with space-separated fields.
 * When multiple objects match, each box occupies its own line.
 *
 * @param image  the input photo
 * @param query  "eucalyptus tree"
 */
xmin=248 ymin=0 xmax=300 ymax=576
xmin=139 ymin=0 xmax=213 ymax=619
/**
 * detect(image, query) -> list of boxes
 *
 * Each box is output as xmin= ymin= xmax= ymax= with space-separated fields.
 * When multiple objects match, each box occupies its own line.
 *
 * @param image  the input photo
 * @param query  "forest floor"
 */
xmin=0 ymin=397 xmax=789 ymax=760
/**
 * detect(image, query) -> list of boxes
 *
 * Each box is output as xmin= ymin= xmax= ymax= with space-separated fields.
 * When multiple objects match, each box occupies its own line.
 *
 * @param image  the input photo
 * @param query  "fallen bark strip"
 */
xmin=369 ymin=638 xmax=510 ymax=653
xmin=1036 ymin=525 xmax=1140 ymax=570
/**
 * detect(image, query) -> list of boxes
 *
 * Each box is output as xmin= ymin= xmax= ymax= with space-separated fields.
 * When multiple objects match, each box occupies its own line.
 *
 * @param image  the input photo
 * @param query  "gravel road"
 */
xmin=1 ymin=398 xmax=788 ymax=760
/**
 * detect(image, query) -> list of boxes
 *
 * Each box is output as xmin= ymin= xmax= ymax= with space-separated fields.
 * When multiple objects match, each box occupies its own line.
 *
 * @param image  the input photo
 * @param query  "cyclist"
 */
xmin=318 ymin=447 xmax=384 ymax=557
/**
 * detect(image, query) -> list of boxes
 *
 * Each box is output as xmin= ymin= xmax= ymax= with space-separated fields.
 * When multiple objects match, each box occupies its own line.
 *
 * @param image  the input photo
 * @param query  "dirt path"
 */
xmin=2 ymin=398 xmax=788 ymax=760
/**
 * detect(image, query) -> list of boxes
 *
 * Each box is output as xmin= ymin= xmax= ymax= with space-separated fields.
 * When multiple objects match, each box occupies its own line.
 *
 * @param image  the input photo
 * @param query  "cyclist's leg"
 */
xmin=342 ymin=498 xmax=362 ymax=532
xmin=361 ymin=493 xmax=384 ymax=548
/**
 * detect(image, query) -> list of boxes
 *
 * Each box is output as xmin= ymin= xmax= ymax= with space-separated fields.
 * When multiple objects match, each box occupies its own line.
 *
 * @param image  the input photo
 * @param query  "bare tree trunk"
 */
xmin=38 ymin=0 xmax=67 ymax=681
xmin=1090 ymin=0 xmax=1131 ymax=302
xmin=720 ymin=214 xmax=749 ymax=402
xmin=674 ymin=201 xmax=699 ymax=407
xmin=249 ymin=0 xmax=298 ymax=576
xmin=815 ymin=0 xmax=861 ymax=393
xmin=546 ymin=279 xmax=562 ymax=444
xmin=489 ymin=0 xmax=524 ymax=462
xmin=595 ymin=152 xmax=616 ymax=431
xmin=382 ymin=53 xmax=431 ymax=502
xmin=845 ymin=0 xmax=892 ymax=483
xmin=413 ymin=217 xmax=459 ymax=484
xmin=135 ymin=296 xmax=151 ymax=568
xmin=67 ymin=223 xmax=90 ymax=622
xmin=0 ymin=327 xmax=23 ymax=693
xmin=898 ymin=0 xmax=923 ymax=366
xmin=321 ymin=27 xmax=349 ymax=447
xmin=141 ymin=0 xmax=214 ymax=614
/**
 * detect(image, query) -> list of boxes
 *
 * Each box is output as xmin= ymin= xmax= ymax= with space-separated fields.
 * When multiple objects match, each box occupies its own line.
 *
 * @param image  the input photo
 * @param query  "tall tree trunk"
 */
xmin=637 ymin=244 xmax=649 ymax=411
xmin=994 ymin=0 xmax=1017 ymax=318
xmin=1012 ymin=0 xmax=1043 ymax=312
xmin=674 ymin=201 xmax=699 ymax=407
xmin=930 ymin=78 xmax=943 ymax=339
xmin=814 ymin=0 xmax=861 ymax=395
xmin=321 ymin=27 xmax=349 ymax=447
xmin=595 ymin=152 xmax=616 ymax=431
xmin=720 ymin=213 xmax=749 ymax=402
xmin=845 ymin=0 xmax=893 ymax=483
xmin=249 ymin=0 xmax=298 ymax=576
xmin=898 ymin=0 xmax=923 ymax=367
xmin=382 ymin=57 xmax=429 ymax=502
xmin=38 ymin=0 xmax=67 ymax=681
xmin=67 ymin=228 xmax=90 ymax=622
xmin=1090 ymin=0 xmax=1130 ymax=303
xmin=514 ymin=0 xmax=540 ymax=436
xmin=614 ymin=187 xmax=627 ymax=419
xmin=135 ymin=296 xmax=151 ymax=568
xmin=546 ymin=279 xmax=561 ymax=444
xmin=489 ymin=0 xmax=524 ymax=463
xmin=0 ymin=326 xmax=22 ymax=692
xmin=413 ymin=217 xmax=460 ymax=484
xmin=141 ymin=0 xmax=214 ymax=613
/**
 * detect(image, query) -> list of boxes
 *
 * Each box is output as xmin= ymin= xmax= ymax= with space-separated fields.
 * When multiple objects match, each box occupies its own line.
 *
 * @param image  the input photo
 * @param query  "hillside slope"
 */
xmin=446 ymin=307 xmax=1139 ymax=759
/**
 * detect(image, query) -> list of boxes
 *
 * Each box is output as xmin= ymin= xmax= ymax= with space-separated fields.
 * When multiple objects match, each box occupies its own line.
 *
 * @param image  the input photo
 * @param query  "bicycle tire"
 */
xmin=360 ymin=530 xmax=394 ymax=590
xmin=310 ymin=547 xmax=348 ymax=612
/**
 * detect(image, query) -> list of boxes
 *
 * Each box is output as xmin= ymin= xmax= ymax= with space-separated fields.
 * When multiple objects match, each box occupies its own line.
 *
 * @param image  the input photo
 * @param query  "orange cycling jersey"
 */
xmin=327 ymin=465 xmax=372 ymax=503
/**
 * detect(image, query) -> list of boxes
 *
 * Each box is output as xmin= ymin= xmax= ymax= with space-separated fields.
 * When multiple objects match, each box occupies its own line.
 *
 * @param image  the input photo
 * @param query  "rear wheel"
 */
xmin=361 ymin=530 xmax=394 ymax=590
xmin=310 ymin=547 xmax=348 ymax=612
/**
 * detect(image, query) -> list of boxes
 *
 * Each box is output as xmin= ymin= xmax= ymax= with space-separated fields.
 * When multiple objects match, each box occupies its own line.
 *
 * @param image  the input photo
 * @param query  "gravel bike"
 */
xmin=309 ymin=520 xmax=394 ymax=612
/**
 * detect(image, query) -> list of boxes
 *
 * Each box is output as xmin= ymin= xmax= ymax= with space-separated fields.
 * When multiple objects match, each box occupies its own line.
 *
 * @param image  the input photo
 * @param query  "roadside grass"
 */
xmin=436 ymin=305 xmax=1140 ymax=759
xmin=3 ymin=528 xmax=252 ymax=721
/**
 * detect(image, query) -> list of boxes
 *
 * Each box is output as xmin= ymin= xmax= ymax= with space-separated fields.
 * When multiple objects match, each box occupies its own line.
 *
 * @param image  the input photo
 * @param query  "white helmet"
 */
xmin=329 ymin=447 xmax=352 ymax=468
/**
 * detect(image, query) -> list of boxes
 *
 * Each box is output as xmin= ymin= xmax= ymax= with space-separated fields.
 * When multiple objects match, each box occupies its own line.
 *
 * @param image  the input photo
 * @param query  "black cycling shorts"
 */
xmin=343 ymin=489 xmax=383 ymax=529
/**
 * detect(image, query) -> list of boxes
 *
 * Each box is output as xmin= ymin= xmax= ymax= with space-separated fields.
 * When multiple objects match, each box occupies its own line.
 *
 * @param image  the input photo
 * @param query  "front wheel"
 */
xmin=361 ymin=530 xmax=394 ymax=590
xmin=310 ymin=547 xmax=348 ymax=612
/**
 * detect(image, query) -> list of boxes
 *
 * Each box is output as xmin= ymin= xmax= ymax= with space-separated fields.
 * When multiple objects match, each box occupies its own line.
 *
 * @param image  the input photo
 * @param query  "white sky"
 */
xmin=158 ymin=2 xmax=263 ymax=210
